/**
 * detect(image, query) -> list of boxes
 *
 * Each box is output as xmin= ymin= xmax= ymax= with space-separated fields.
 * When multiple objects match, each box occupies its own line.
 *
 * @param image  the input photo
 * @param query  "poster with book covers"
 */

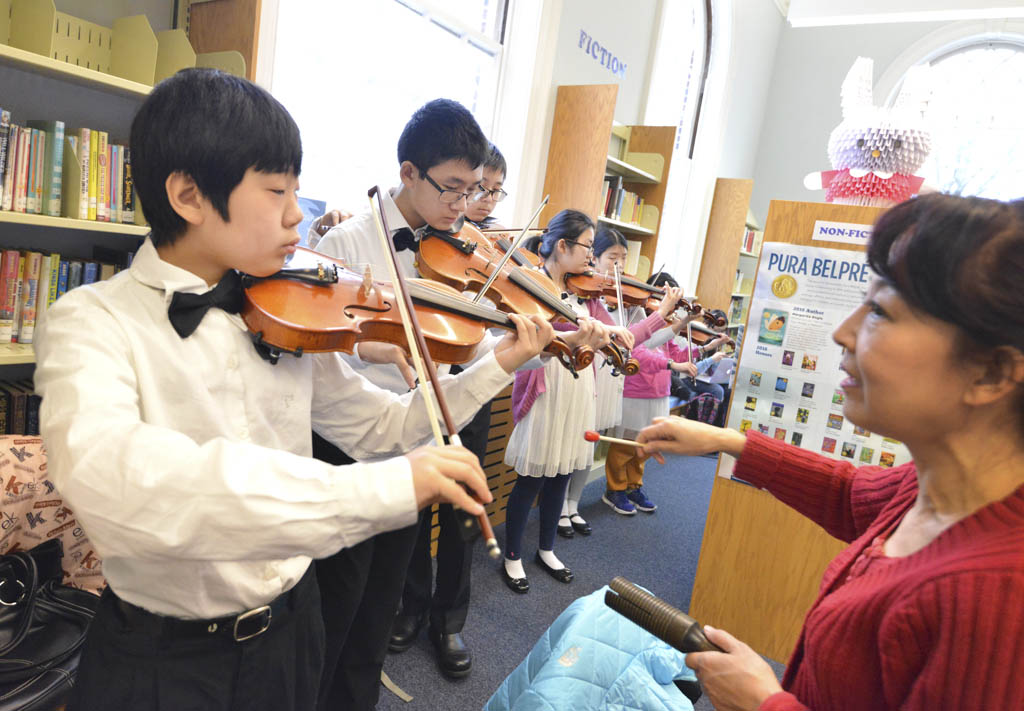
xmin=719 ymin=242 xmax=911 ymax=480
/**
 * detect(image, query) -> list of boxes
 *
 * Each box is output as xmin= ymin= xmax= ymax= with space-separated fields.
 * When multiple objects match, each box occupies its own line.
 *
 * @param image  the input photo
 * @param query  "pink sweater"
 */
xmin=621 ymin=339 xmax=691 ymax=399
xmin=511 ymin=300 xmax=665 ymax=423
xmin=733 ymin=432 xmax=1024 ymax=711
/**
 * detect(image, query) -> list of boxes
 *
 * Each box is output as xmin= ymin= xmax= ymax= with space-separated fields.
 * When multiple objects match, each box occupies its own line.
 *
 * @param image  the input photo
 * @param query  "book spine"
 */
xmin=34 ymin=129 xmax=46 ymax=214
xmin=82 ymin=261 xmax=99 ymax=285
xmin=68 ymin=260 xmax=83 ymax=291
xmin=24 ymin=129 xmax=38 ymax=213
xmin=17 ymin=251 xmax=41 ymax=344
xmin=10 ymin=255 xmax=24 ymax=342
xmin=48 ymin=121 xmax=64 ymax=216
xmin=88 ymin=129 xmax=98 ymax=219
xmin=0 ymin=250 xmax=18 ymax=344
xmin=110 ymin=145 xmax=120 ymax=223
xmin=47 ymin=251 xmax=60 ymax=306
xmin=35 ymin=254 xmax=51 ymax=320
xmin=56 ymin=259 xmax=69 ymax=298
xmin=1 ymin=124 xmax=18 ymax=211
xmin=96 ymin=132 xmax=109 ymax=221
xmin=0 ymin=110 xmax=10 ymax=208
xmin=121 ymin=146 xmax=134 ymax=223
xmin=79 ymin=128 xmax=90 ymax=220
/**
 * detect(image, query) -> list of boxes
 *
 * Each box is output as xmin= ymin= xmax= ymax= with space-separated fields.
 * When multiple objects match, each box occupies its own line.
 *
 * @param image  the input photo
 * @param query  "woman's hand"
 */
xmin=671 ymin=361 xmax=699 ymax=378
xmin=636 ymin=416 xmax=746 ymax=463
xmin=406 ymin=444 xmax=493 ymax=514
xmin=607 ymin=325 xmax=635 ymax=351
xmin=684 ymin=626 xmax=784 ymax=711
xmin=657 ymin=286 xmax=685 ymax=321
xmin=493 ymin=314 xmax=556 ymax=374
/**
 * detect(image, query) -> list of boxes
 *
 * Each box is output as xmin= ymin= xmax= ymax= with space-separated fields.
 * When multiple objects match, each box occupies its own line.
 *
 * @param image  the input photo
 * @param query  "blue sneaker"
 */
xmin=626 ymin=486 xmax=657 ymax=513
xmin=602 ymin=490 xmax=636 ymax=515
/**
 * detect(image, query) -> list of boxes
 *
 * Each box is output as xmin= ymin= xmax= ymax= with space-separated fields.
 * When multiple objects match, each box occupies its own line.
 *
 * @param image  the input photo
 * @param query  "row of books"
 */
xmin=0 ymin=379 xmax=40 ymax=436
xmin=0 ymin=248 xmax=128 ymax=345
xmin=728 ymin=296 xmax=746 ymax=326
xmin=741 ymin=228 xmax=764 ymax=255
xmin=601 ymin=175 xmax=646 ymax=226
xmin=0 ymin=110 xmax=136 ymax=224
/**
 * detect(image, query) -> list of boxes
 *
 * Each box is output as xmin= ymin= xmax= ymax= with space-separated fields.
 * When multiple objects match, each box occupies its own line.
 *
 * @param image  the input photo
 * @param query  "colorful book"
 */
xmin=0 ymin=250 xmax=20 ymax=344
xmin=0 ymin=110 xmax=11 ymax=207
xmin=33 ymin=128 xmax=46 ymax=214
xmin=109 ymin=144 xmax=119 ymax=223
xmin=1 ymin=124 xmax=18 ymax=211
xmin=25 ymin=120 xmax=64 ymax=217
xmin=25 ymin=128 xmax=38 ymax=213
xmin=10 ymin=254 xmax=24 ymax=342
xmin=13 ymin=127 xmax=31 ymax=212
xmin=78 ymin=128 xmax=90 ymax=219
xmin=35 ymin=254 xmax=51 ymax=321
xmin=88 ymin=128 xmax=98 ymax=219
xmin=17 ymin=250 xmax=42 ymax=344
xmin=99 ymin=262 xmax=116 ymax=281
xmin=46 ymin=251 xmax=60 ymax=307
xmin=1 ymin=381 xmax=28 ymax=435
xmin=56 ymin=259 xmax=69 ymax=299
xmin=67 ymin=260 xmax=83 ymax=291
xmin=96 ymin=131 xmax=109 ymax=221
xmin=82 ymin=261 xmax=99 ymax=285
xmin=121 ymin=146 xmax=134 ymax=223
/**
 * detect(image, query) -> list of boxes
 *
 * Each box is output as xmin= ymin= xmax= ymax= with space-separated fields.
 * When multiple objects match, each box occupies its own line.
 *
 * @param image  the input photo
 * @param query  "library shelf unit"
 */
xmin=540 ymin=84 xmax=675 ymax=278
xmin=0 ymin=211 xmax=150 ymax=237
xmin=695 ymin=178 xmax=755 ymax=319
xmin=0 ymin=343 xmax=34 ymax=365
xmin=0 ymin=42 xmax=151 ymax=99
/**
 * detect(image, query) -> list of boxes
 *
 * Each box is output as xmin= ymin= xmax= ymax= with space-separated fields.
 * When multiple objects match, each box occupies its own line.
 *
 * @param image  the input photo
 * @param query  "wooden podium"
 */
xmin=688 ymin=199 xmax=885 ymax=662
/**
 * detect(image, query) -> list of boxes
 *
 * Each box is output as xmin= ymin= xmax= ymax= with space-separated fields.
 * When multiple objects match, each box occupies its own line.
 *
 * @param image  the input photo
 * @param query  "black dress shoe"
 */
xmin=570 ymin=516 xmax=592 ymax=535
xmin=501 ymin=561 xmax=529 ymax=594
xmin=557 ymin=515 xmax=575 ymax=539
xmin=388 ymin=612 xmax=425 ymax=653
xmin=533 ymin=551 xmax=574 ymax=583
xmin=430 ymin=629 xmax=472 ymax=678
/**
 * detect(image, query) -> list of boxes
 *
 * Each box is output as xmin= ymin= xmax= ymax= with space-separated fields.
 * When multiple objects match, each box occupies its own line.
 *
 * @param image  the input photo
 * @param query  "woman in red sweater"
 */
xmin=639 ymin=193 xmax=1024 ymax=711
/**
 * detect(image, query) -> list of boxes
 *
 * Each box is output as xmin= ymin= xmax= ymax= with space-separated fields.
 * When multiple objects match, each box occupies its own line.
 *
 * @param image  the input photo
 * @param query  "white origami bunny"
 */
xmin=804 ymin=56 xmax=933 ymax=207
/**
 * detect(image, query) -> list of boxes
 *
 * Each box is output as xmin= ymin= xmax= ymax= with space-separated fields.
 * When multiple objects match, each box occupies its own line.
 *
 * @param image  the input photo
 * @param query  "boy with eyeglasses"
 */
xmin=314 ymin=99 xmax=528 ymax=706
xmin=465 ymin=142 xmax=509 ymax=229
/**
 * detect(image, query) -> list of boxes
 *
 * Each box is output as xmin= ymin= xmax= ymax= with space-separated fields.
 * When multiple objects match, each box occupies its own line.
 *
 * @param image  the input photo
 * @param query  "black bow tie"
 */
xmin=393 ymin=228 xmax=418 ymax=253
xmin=168 ymin=270 xmax=244 ymax=338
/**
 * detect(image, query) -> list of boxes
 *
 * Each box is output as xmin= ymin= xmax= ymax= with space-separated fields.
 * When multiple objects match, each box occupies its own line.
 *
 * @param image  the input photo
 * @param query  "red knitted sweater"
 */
xmin=732 ymin=432 xmax=1024 ymax=711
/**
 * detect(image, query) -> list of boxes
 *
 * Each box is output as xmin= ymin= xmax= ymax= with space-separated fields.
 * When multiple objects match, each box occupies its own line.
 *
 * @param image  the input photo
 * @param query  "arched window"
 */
xmin=903 ymin=41 xmax=1024 ymax=200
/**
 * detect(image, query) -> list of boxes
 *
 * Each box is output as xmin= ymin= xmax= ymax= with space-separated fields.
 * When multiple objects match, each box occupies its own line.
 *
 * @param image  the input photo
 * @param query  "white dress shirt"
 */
xmin=316 ymin=188 xmax=530 ymax=395
xmin=33 ymin=239 xmax=512 ymax=619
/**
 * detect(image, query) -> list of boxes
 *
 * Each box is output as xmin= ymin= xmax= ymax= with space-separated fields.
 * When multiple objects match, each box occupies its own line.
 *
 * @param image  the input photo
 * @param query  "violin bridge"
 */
xmin=362 ymin=265 xmax=374 ymax=297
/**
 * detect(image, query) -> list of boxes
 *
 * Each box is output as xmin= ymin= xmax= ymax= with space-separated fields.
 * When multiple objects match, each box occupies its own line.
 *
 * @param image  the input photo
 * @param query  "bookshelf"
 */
xmin=695 ymin=178 xmax=754 ymax=319
xmin=0 ymin=43 xmax=151 ymax=98
xmin=0 ymin=211 xmax=149 ymax=237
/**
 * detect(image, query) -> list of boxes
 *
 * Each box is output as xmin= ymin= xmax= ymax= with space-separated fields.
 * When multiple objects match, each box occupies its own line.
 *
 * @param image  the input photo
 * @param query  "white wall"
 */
xmin=788 ymin=0 xmax=1024 ymax=26
xmin=748 ymin=19 xmax=948 ymax=222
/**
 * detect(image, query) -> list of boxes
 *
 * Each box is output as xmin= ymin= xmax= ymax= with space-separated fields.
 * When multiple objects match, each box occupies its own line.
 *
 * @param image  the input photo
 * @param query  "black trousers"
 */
xmin=72 ymin=567 xmax=323 ymax=711
xmin=400 ymin=400 xmax=491 ymax=633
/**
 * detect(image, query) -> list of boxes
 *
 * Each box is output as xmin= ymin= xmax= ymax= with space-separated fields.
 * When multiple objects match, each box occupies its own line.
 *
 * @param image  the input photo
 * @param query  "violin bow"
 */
xmin=471 ymin=195 xmax=549 ymax=304
xmin=613 ymin=263 xmax=626 ymax=329
xmin=367 ymin=186 xmax=501 ymax=559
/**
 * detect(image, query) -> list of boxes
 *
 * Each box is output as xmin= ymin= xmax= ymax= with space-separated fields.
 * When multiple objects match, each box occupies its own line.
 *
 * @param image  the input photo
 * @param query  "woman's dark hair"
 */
xmin=868 ymin=193 xmax=1024 ymax=420
xmin=593 ymin=226 xmax=628 ymax=258
xmin=397 ymin=99 xmax=489 ymax=176
xmin=526 ymin=209 xmax=596 ymax=258
xmin=711 ymin=308 xmax=728 ymax=324
xmin=648 ymin=271 xmax=679 ymax=288
xmin=483 ymin=142 xmax=507 ymax=180
xmin=131 ymin=68 xmax=303 ymax=247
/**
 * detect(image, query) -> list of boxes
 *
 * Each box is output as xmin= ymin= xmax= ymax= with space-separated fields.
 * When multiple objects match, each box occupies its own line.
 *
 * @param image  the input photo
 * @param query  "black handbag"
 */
xmin=0 ymin=539 xmax=99 ymax=711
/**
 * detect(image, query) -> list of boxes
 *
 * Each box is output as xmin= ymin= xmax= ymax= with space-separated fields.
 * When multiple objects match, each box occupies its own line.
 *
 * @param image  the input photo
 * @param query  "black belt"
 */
xmin=111 ymin=567 xmax=311 ymax=643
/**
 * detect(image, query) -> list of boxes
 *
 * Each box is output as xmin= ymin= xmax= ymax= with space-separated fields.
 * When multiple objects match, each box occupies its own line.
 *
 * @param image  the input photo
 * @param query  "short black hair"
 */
xmin=648 ymin=271 xmax=679 ymax=288
xmin=593 ymin=225 xmax=628 ymax=258
xmin=527 ymin=209 xmax=595 ymax=258
xmin=397 ymin=99 xmax=489 ymax=176
xmin=483 ymin=142 xmax=507 ymax=180
xmin=130 ymin=68 xmax=302 ymax=247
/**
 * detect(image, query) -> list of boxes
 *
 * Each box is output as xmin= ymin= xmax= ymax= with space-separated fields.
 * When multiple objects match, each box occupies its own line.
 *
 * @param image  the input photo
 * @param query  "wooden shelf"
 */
xmin=0 ymin=343 xmax=34 ymax=365
xmin=731 ymin=292 xmax=751 ymax=298
xmin=0 ymin=212 xmax=149 ymax=237
xmin=605 ymin=155 xmax=660 ymax=184
xmin=739 ymin=251 xmax=760 ymax=259
xmin=0 ymin=43 xmax=151 ymax=99
xmin=597 ymin=215 xmax=655 ymax=236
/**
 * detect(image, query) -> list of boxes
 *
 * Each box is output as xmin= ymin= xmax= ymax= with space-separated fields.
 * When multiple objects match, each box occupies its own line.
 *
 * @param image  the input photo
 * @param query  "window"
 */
xmin=909 ymin=42 xmax=1024 ymax=200
xmin=270 ymin=0 xmax=507 ymax=216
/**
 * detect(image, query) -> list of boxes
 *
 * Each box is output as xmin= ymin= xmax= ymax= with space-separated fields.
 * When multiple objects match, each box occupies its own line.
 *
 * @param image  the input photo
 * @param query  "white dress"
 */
xmin=504 ymin=298 xmax=596 ymax=478
xmin=615 ymin=396 xmax=669 ymax=440
xmin=593 ymin=362 xmax=624 ymax=431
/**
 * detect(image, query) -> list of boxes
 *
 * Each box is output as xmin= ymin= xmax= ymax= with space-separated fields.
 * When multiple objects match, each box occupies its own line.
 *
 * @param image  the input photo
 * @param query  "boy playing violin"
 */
xmin=464 ymin=141 xmax=508 ymax=230
xmin=33 ymin=69 xmax=553 ymax=711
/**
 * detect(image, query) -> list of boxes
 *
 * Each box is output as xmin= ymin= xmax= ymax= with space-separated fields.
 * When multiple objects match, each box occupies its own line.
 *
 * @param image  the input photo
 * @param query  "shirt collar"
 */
xmin=381 ymin=187 xmax=427 ymax=239
xmin=130 ymin=238 xmax=226 ymax=306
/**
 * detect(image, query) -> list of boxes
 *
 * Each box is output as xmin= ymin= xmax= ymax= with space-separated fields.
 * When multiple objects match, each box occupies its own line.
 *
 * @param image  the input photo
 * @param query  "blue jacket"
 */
xmin=485 ymin=587 xmax=696 ymax=711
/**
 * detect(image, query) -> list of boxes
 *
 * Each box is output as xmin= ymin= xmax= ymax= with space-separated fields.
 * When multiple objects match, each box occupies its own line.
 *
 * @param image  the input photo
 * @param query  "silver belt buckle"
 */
xmin=233 ymin=604 xmax=272 ymax=642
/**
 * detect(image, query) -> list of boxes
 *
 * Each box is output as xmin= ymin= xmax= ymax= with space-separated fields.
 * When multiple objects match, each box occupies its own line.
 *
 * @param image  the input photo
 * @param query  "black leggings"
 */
xmin=503 ymin=472 xmax=572 ymax=560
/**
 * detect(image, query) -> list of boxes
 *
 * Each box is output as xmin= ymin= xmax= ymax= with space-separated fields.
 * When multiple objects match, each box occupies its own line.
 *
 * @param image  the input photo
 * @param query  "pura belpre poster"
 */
xmin=719 ymin=242 xmax=911 ymax=480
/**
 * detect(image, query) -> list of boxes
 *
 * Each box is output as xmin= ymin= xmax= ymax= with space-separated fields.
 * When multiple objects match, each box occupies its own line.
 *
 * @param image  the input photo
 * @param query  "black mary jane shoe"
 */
xmin=501 ymin=561 xmax=530 ymax=594
xmin=388 ymin=612 xmax=426 ymax=653
xmin=557 ymin=515 xmax=575 ymax=539
xmin=570 ymin=516 xmax=592 ymax=536
xmin=429 ymin=628 xmax=472 ymax=679
xmin=533 ymin=551 xmax=574 ymax=583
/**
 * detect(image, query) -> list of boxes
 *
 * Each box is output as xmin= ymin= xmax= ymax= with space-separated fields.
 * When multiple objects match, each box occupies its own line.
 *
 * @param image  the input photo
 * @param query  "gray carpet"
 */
xmin=375 ymin=454 xmax=785 ymax=710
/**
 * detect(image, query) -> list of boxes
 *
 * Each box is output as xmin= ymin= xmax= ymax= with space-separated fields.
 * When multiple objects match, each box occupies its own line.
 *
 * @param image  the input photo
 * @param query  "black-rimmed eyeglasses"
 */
xmin=421 ymin=171 xmax=487 ymax=204
xmin=563 ymin=239 xmax=594 ymax=254
xmin=475 ymin=187 xmax=509 ymax=202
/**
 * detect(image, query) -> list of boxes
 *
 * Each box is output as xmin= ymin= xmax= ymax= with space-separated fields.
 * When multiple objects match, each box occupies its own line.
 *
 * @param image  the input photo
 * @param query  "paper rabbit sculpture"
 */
xmin=804 ymin=56 xmax=932 ymax=207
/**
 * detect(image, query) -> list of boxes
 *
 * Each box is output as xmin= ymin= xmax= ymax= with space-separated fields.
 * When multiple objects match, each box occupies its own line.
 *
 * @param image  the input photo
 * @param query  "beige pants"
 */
xmin=605 ymin=442 xmax=645 ymax=491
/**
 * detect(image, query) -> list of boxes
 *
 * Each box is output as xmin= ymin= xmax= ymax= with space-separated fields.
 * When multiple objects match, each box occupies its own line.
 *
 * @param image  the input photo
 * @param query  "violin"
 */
xmin=415 ymin=222 xmax=638 ymax=376
xmin=479 ymin=229 xmax=543 ymax=268
xmin=240 ymin=247 xmax=593 ymax=373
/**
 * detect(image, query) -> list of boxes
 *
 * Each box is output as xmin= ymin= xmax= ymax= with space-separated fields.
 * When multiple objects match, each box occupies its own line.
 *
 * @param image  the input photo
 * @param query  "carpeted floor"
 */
xmin=374 ymin=453 xmax=784 ymax=710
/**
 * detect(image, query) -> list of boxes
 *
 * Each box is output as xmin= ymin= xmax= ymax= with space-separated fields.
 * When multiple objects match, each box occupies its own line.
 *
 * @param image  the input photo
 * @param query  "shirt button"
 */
xmin=228 ymin=355 xmax=239 ymax=369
